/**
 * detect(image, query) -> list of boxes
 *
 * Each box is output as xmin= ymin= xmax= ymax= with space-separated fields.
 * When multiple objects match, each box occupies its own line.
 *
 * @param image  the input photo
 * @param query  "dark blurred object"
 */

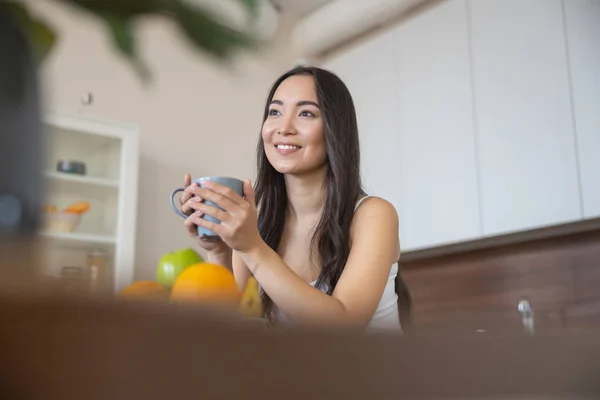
xmin=5 ymin=0 xmax=261 ymax=83
xmin=0 ymin=1 xmax=43 ymax=238
xmin=56 ymin=159 xmax=86 ymax=175
xmin=1 ymin=295 xmax=600 ymax=400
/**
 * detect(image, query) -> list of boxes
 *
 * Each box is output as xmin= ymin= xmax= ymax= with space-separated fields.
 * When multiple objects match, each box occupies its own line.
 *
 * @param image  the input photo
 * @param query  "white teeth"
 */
xmin=276 ymin=145 xmax=300 ymax=150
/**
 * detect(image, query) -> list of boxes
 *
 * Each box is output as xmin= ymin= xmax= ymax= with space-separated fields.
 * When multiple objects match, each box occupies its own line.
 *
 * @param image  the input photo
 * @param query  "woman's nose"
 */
xmin=277 ymin=115 xmax=297 ymax=136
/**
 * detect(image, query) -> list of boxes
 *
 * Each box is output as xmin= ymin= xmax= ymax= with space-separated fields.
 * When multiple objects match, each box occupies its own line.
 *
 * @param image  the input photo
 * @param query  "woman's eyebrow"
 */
xmin=270 ymin=99 xmax=320 ymax=108
xmin=297 ymin=100 xmax=320 ymax=108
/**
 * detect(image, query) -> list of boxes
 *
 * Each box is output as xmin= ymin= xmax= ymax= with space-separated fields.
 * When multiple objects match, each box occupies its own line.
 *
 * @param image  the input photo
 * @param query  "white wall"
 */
xmin=31 ymin=1 xmax=297 ymax=280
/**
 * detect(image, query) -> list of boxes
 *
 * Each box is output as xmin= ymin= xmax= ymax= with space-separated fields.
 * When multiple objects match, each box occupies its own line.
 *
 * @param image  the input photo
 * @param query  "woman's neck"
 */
xmin=284 ymin=167 xmax=327 ymax=219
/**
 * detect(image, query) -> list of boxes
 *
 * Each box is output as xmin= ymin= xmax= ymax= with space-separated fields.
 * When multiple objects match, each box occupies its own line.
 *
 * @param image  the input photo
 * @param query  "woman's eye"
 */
xmin=299 ymin=110 xmax=314 ymax=117
xmin=268 ymin=109 xmax=281 ymax=116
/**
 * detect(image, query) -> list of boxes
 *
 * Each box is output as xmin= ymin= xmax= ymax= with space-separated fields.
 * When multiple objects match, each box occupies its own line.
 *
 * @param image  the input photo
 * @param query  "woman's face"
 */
xmin=261 ymin=74 xmax=327 ymax=176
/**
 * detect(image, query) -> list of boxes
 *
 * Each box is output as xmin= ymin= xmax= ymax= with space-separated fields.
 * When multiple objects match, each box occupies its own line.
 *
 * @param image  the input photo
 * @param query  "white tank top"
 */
xmin=273 ymin=196 xmax=402 ymax=332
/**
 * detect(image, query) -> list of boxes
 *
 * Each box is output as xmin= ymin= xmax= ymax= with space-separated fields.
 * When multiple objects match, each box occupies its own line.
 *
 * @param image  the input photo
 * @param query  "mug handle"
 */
xmin=169 ymin=188 xmax=189 ymax=219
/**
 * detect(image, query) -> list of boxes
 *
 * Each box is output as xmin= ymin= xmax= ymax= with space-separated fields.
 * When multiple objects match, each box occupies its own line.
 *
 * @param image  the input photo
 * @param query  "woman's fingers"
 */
xmin=193 ymin=202 xmax=229 ymax=223
xmin=188 ymin=211 xmax=223 ymax=237
xmin=181 ymin=183 xmax=202 ymax=215
xmin=184 ymin=214 xmax=200 ymax=238
xmin=181 ymin=195 xmax=196 ymax=215
xmin=182 ymin=194 xmax=204 ymax=215
xmin=202 ymin=181 xmax=246 ymax=207
xmin=180 ymin=174 xmax=192 ymax=204
xmin=192 ymin=186 xmax=239 ymax=213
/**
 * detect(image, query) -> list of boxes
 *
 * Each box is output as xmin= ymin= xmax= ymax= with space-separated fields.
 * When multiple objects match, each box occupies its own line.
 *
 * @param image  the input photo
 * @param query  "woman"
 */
xmin=179 ymin=66 xmax=410 ymax=330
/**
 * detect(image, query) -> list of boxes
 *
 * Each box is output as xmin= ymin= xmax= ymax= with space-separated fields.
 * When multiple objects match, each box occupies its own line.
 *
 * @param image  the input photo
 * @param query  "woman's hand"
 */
xmin=186 ymin=179 xmax=263 ymax=253
xmin=180 ymin=174 xmax=232 ymax=260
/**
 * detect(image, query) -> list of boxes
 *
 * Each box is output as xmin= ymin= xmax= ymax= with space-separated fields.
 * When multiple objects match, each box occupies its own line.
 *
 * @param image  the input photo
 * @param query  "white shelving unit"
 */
xmin=39 ymin=113 xmax=140 ymax=293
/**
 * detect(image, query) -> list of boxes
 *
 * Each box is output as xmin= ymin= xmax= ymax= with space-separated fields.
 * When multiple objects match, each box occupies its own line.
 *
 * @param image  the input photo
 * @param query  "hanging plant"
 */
xmin=5 ymin=0 xmax=261 ymax=83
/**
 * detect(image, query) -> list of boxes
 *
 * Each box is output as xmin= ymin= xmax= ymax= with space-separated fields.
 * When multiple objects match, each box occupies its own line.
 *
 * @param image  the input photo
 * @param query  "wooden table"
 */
xmin=1 ymin=292 xmax=600 ymax=400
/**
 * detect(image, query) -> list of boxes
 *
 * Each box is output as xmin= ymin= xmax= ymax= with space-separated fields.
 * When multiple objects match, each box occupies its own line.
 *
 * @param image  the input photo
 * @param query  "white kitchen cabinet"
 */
xmin=323 ymin=0 xmax=481 ymax=252
xmin=322 ymin=27 xmax=404 ymax=243
xmin=324 ymin=0 xmax=481 ymax=251
xmin=469 ymin=0 xmax=582 ymax=236
xmin=393 ymin=0 xmax=481 ymax=250
xmin=319 ymin=0 xmax=596 ymax=253
xmin=564 ymin=0 xmax=600 ymax=219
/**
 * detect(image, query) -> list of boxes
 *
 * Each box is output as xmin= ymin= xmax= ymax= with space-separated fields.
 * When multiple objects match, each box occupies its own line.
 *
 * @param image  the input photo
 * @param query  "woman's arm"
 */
xmin=187 ymin=181 xmax=399 ymax=327
xmin=239 ymin=197 xmax=400 ymax=327
xmin=231 ymin=251 xmax=252 ymax=291
xmin=204 ymin=248 xmax=232 ymax=269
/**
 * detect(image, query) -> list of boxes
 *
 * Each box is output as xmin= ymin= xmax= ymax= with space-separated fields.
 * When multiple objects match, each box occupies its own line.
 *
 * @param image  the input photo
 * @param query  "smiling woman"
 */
xmin=179 ymin=66 xmax=411 ymax=331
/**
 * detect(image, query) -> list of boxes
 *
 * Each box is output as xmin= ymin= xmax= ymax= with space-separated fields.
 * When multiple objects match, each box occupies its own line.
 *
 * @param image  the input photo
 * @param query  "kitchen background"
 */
xmin=33 ymin=0 xmax=599 ymax=333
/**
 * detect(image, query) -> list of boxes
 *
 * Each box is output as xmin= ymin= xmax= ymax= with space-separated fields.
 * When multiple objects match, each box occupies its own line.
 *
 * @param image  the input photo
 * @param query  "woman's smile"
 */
xmin=274 ymin=142 xmax=302 ymax=155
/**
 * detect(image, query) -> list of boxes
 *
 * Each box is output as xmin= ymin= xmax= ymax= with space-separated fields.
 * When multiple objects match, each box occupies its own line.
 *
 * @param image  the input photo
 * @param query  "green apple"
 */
xmin=156 ymin=248 xmax=204 ymax=288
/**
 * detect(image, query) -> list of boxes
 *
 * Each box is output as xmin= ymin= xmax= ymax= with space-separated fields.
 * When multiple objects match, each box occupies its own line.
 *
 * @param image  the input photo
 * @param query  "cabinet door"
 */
xmin=564 ymin=0 xmax=600 ymax=219
xmin=469 ymin=0 xmax=582 ymax=236
xmin=322 ymin=28 xmax=403 ymax=243
xmin=324 ymin=0 xmax=482 ymax=252
xmin=394 ymin=0 xmax=481 ymax=250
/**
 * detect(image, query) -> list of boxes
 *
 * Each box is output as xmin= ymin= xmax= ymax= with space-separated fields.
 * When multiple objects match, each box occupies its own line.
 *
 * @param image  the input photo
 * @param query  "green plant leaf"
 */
xmin=236 ymin=0 xmax=260 ymax=19
xmin=101 ymin=12 xmax=151 ymax=83
xmin=25 ymin=0 xmax=262 ymax=83
xmin=26 ymin=18 xmax=57 ymax=63
xmin=104 ymin=14 xmax=135 ymax=54
xmin=58 ymin=0 xmax=164 ymax=17
xmin=5 ymin=1 xmax=57 ymax=64
xmin=166 ymin=0 xmax=257 ymax=60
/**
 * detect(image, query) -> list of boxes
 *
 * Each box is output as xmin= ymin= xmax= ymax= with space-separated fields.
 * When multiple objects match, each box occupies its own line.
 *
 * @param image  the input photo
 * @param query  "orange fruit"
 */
xmin=117 ymin=281 xmax=170 ymax=301
xmin=170 ymin=263 xmax=241 ymax=307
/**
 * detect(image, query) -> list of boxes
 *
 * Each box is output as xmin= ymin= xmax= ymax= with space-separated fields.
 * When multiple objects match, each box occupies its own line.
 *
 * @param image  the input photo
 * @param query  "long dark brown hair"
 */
xmin=254 ymin=66 xmax=411 ymax=324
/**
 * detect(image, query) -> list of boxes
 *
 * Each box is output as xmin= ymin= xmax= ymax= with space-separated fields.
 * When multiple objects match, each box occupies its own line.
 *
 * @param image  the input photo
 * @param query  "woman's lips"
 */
xmin=274 ymin=144 xmax=301 ymax=154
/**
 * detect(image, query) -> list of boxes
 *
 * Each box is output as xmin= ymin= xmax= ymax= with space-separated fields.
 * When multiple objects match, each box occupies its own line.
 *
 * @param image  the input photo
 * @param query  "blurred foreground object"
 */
xmin=1 ymin=294 xmax=600 ymax=399
xmin=0 ymin=1 xmax=43 ymax=239
xmin=0 ymin=2 xmax=45 ymax=290
xmin=5 ymin=0 xmax=265 ymax=83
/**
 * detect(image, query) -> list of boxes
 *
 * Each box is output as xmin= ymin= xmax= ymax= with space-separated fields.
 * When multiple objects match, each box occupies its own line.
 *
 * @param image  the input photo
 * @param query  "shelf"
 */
xmin=39 ymin=231 xmax=116 ymax=250
xmin=44 ymin=171 xmax=119 ymax=202
xmin=44 ymin=171 xmax=120 ymax=188
xmin=40 ymin=113 xmax=140 ymax=292
xmin=44 ymin=112 xmax=138 ymax=140
xmin=43 ymin=120 xmax=123 ymax=182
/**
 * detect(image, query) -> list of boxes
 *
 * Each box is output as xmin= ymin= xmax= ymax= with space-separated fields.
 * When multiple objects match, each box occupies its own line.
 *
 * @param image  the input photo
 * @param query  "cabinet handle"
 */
xmin=518 ymin=299 xmax=534 ymax=335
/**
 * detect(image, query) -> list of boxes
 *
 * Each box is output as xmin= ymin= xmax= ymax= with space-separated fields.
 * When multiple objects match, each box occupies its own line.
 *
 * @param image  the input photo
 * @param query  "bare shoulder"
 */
xmin=350 ymin=196 xmax=400 ymax=256
xmin=344 ymin=196 xmax=400 ymax=281
xmin=352 ymin=196 xmax=399 ymax=227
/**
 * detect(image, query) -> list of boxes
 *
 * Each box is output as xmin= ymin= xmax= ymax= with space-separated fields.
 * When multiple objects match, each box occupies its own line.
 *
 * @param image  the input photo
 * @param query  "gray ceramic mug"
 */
xmin=170 ymin=176 xmax=244 ymax=241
